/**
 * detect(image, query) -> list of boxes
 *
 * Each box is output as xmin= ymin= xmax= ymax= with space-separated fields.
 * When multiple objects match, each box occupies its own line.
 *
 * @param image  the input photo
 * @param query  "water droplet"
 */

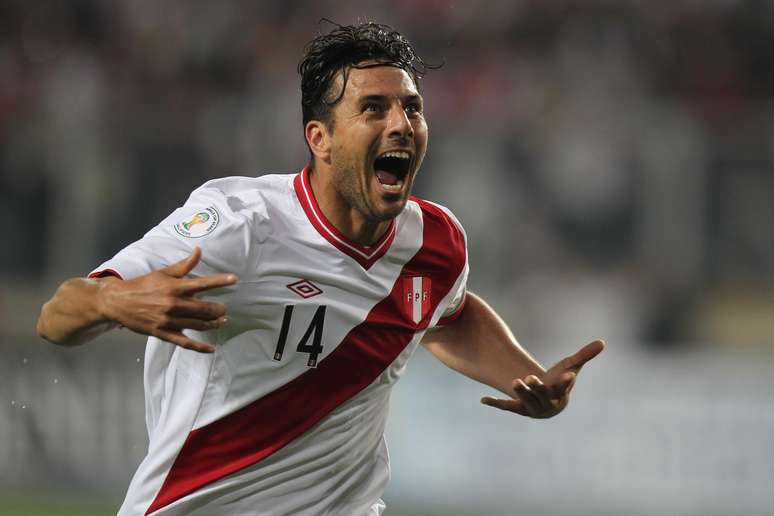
xmin=53 ymin=378 xmax=59 ymax=384
xmin=22 ymin=358 xmax=28 ymax=364
xmin=136 ymin=357 xmax=141 ymax=363
xmin=21 ymin=405 xmax=26 ymax=409
xmin=11 ymin=400 xmax=15 ymax=406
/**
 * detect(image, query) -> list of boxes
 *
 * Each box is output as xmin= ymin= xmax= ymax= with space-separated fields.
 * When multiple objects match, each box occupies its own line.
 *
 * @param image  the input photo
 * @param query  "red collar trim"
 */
xmin=293 ymin=166 xmax=396 ymax=270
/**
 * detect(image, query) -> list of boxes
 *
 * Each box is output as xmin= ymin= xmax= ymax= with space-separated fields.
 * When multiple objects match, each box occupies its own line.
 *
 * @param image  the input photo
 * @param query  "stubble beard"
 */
xmin=330 ymin=151 xmax=405 ymax=223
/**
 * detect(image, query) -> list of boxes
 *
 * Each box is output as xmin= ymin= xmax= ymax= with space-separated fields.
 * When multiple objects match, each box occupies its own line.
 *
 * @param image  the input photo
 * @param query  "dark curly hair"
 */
xmin=298 ymin=21 xmax=433 ymax=133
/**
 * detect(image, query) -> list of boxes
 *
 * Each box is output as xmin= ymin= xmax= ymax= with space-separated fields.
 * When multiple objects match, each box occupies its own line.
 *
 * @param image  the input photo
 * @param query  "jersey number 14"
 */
xmin=273 ymin=305 xmax=326 ymax=367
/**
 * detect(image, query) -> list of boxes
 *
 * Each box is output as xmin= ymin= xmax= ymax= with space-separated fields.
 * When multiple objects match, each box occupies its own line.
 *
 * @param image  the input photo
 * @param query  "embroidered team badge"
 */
xmin=174 ymin=207 xmax=220 ymax=238
xmin=287 ymin=279 xmax=323 ymax=299
xmin=403 ymin=276 xmax=432 ymax=324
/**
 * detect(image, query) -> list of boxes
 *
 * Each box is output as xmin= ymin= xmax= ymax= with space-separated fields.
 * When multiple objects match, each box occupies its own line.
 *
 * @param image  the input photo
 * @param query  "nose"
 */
xmin=386 ymin=104 xmax=414 ymax=141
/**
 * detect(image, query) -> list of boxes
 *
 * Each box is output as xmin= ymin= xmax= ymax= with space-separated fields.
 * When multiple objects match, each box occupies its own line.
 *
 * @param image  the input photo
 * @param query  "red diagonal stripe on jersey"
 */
xmin=145 ymin=199 xmax=466 ymax=515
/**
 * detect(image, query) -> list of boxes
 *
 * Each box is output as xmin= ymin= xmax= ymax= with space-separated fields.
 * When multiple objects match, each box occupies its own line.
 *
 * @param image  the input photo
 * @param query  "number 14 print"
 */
xmin=273 ymin=305 xmax=327 ymax=367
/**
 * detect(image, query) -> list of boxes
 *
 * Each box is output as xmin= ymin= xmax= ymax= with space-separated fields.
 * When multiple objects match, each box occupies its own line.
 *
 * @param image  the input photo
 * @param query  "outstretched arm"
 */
xmin=36 ymin=248 xmax=238 ymax=353
xmin=421 ymin=291 xmax=604 ymax=418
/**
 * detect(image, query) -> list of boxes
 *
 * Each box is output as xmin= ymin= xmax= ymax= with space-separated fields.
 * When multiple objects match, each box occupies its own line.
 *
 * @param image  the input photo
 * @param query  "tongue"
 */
xmin=375 ymin=170 xmax=399 ymax=186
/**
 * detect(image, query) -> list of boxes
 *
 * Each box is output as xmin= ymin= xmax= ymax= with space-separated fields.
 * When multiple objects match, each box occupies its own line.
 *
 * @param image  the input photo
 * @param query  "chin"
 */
xmin=374 ymin=197 xmax=409 ymax=221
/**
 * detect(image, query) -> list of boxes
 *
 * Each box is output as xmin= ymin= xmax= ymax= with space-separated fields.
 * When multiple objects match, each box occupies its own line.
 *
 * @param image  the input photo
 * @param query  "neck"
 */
xmin=308 ymin=166 xmax=391 ymax=247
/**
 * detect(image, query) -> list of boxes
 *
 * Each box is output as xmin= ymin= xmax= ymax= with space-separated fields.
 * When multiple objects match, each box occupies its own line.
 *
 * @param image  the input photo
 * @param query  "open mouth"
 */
xmin=373 ymin=151 xmax=411 ymax=192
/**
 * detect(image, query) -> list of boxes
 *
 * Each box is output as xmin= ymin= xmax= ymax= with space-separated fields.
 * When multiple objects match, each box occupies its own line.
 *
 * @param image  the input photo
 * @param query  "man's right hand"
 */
xmin=37 ymin=248 xmax=238 ymax=352
xmin=97 ymin=248 xmax=238 ymax=353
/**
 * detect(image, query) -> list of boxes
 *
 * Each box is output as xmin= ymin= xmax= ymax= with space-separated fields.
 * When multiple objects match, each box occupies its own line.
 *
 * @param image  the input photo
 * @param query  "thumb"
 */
xmin=162 ymin=247 xmax=201 ymax=278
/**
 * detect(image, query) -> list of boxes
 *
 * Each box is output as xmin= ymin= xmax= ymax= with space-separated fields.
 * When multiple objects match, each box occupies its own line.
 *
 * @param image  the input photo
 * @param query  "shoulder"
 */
xmin=157 ymin=172 xmax=295 ymax=245
xmin=154 ymin=174 xmax=295 ymax=274
xmin=181 ymin=173 xmax=295 ymax=226
xmin=197 ymin=173 xmax=295 ymax=196
xmin=189 ymin=173 xmax=295 ymax=211
xmin=408 ymin=196 xmax=468 ymax=266
xmin=409 ymin=196 xmax=467 ymax=244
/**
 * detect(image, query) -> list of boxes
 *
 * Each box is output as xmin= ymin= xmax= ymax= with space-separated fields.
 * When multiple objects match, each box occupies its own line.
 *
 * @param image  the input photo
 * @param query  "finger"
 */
xmin=174 ymin=273 xmax=239 ymax=295
xmin=154 ymin=328 xmax=215 ymax=353
xmin=548 ymin=371 xmax=576 ymax=399
xmin=523 ymin=375 xmax=554 ymax=409
xmin=480 ymin=396 xmax=529 ymax=416
xmin=557 ymin=339 xmax=605 ymax=373
xmin=162 ymin=247 xmax=202 ymax=278
xmin=512 ymin=379 xmax=544 ymax=415
xmin=167 ymin=298 xmax=227 ymax=319
xmin=160 ymin=316 xmax=228 ymax=332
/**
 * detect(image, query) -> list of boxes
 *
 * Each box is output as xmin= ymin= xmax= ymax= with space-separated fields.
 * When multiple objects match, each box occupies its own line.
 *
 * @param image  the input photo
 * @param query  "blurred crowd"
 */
xmin=2 ymin=0 xmax=773 ymax=346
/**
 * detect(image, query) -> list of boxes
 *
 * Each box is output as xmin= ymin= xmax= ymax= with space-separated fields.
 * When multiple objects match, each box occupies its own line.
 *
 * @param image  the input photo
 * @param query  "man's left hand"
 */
xmin=481 ymin=339 xmax=605 ymax=419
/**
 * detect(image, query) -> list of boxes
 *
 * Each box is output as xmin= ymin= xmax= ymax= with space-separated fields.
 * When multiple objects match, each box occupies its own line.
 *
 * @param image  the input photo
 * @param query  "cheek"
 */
xmin=333 ymin=134 xmax=366 ymax=162
xmin=414 ymin=120 xmax=428 ymax=148
xmin=331 ymin=142 xmax=355 ymax=169
xmin=412 ymin=123 xmax=429 ymax=173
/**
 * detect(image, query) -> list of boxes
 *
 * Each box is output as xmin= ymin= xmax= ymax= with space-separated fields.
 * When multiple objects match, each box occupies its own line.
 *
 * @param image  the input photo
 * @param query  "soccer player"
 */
xmin=37 ymin=22 xmax=604 ymax=516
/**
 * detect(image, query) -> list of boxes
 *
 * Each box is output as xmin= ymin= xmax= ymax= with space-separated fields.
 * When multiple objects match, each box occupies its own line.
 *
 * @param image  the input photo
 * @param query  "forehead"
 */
xmin=339 ymin=64 xmax=419 ymax=100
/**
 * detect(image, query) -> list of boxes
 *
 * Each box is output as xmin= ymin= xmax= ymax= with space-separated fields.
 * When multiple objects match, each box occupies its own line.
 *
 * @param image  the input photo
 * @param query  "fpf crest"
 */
xmin=402 ymin=276 xmax=431 ymax=324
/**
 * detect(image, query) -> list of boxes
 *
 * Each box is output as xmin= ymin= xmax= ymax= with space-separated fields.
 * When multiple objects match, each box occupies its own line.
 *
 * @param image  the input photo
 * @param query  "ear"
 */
xmin=305 ymin=120 xmax=331 ymax=162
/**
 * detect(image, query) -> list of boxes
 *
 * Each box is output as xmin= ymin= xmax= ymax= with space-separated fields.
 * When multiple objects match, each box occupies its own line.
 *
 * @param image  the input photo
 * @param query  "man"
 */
xmin=37 ymin=22 xmax=604 ymax=516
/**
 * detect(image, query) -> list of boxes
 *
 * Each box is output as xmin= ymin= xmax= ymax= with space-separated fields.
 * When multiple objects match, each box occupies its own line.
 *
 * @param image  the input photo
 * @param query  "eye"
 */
xmin=363 ymin=103 xmax=383 ymax=113
xmin=405 ymin=103 xmax=422 ymax=115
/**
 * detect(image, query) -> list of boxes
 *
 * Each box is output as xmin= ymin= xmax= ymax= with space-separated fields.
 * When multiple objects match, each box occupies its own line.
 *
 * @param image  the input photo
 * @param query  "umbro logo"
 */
xmin=287 ymin=279 xmax=323 ymax=299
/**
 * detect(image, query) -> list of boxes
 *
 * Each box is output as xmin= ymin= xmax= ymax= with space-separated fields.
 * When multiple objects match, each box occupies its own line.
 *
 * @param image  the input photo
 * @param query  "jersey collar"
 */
xmin=294 ymin=166 xmax=396 ymax=270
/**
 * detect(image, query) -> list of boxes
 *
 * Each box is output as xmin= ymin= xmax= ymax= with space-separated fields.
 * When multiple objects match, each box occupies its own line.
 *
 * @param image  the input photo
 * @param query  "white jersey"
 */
xmin=91 ymin=167 xmax=468 ymax=516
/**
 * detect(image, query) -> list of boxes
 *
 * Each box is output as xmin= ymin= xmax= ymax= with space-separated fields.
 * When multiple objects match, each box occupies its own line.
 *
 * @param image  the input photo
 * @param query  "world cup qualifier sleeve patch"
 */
xmin=173 ymin=206 xmax=221 ymax=238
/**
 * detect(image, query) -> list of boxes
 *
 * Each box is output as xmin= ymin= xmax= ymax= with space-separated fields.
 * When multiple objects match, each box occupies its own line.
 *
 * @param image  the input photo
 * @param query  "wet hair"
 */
xmin=298 ymin=20 xmax=434 ymax=132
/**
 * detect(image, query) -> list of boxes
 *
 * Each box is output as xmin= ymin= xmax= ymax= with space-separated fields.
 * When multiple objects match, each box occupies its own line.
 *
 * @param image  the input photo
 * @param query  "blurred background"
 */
xmin=1 ymin=0 xmax=773 ymax=515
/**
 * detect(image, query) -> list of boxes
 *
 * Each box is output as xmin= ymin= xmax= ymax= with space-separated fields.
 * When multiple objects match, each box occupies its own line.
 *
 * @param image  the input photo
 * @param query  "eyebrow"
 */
xmin=358 ymin=94 xmax=423 ymax=104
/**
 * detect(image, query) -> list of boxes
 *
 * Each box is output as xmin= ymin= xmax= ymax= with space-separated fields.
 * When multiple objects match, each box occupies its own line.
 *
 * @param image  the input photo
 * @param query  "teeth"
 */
xmin=380 ymin=180 xmax=404 ymax=191
xmin=379 ymin=151 xmax=410 ymax=160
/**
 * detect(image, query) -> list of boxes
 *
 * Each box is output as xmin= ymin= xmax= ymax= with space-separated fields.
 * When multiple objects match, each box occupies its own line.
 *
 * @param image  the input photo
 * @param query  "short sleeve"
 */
xmin=436 ymin=270 xmax=468 ymax=326
xmin=89 ymin=181 xmax=254 ymax=281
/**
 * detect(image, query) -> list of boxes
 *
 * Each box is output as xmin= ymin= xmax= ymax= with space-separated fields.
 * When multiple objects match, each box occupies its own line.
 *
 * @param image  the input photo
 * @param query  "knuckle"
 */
xmin=160 ymin=297 xmax=176 ymax=312
xmin=206 ymin=305 xmax=225 ymax=318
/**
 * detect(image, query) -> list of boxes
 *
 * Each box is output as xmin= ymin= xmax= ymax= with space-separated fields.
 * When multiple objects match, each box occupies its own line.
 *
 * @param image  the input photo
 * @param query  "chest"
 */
xmin=225 ymin=225 xmax=439 ymax=368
